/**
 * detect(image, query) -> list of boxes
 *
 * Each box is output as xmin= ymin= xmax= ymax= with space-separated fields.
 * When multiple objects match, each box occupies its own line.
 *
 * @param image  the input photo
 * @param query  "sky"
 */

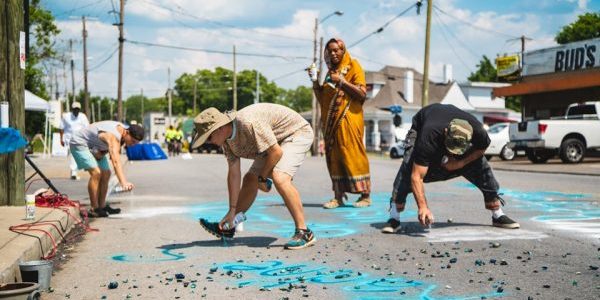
xmin=42 ymin=0 xmax=599 ymax=99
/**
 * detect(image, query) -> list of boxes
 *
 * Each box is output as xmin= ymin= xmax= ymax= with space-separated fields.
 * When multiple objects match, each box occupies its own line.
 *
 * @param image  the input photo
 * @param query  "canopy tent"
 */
xmin=25 ymin=90 xmax=50 ymax=112
xmin=24 ymin=90 xmax=52 ymax=156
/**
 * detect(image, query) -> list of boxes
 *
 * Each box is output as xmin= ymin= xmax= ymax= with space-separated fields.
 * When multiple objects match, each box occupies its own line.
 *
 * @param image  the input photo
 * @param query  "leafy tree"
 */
xmin=555 ymin=12 xmax=600 ymax=44
xmin=278 ymin=86 xmax=313 ymax=112
xmin=24 ymin=0 xmax=60 ymax=137
xmin=468 ymin=55 xmax=496 ymax=82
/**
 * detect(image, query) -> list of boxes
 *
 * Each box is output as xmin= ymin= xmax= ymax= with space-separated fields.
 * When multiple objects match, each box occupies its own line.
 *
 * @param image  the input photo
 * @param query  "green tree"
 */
xmin=24 ymin=0 xmax=60 ymax=137
xmin=468 ymin=55 xmax=496 ymax=82
xmin=555 ymin=12 xmax=600 ymax=44
xmin=278 ymin=86 xmax=312 ymax=112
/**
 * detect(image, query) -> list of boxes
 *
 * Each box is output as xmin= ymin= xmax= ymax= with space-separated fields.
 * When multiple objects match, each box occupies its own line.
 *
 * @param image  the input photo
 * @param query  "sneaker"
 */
xmin=199 ymin=218 xmax=235 ymax=239
xmin=103 ymin=204 xmax=121 ymax=215
xmin=284 ymin=228 xmax=316 ymax=250
xmin=88 ymin=208 xmax=109 ymax=218
xmin=381 ymin=218 xmax=402 ymax=234
xmin=70 ymin=175 xmax=80 ymax=180
xmin=492 ymin=215 xmax=520 ymax=229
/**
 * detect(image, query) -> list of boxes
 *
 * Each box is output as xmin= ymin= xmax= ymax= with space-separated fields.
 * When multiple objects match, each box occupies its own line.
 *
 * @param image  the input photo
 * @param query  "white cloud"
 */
xmin=127 ymin=0 xmax=275 ymax=22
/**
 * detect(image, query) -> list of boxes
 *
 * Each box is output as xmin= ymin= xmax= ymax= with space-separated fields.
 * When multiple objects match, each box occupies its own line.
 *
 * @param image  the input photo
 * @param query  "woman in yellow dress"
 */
xmin=311 ymin=38 xmax=371 ymax=209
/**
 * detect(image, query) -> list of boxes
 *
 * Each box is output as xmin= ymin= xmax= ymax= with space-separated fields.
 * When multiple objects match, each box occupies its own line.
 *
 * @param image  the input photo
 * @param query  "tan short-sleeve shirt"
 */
xmin=223 ymin=103 xmax=311 ymax=161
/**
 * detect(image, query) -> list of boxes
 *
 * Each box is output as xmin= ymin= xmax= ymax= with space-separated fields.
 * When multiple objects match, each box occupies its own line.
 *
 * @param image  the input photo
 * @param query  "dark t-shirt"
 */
xmin=411 ymin=103 xmax=490 ymax=167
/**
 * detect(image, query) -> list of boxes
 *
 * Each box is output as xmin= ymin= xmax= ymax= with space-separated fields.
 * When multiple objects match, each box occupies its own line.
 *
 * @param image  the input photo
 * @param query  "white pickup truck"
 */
xmin=508 ymin=101 xmax=600 ymax=164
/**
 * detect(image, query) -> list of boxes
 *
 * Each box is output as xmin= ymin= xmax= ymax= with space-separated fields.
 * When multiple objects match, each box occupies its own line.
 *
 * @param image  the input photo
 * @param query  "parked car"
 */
xmin=485 ymin=122 xmax=516 ymax=161
xmin=508 ymin=101 xmax=600 ymax=164
xmin=389 ymin=126 xmax=409 ymax=159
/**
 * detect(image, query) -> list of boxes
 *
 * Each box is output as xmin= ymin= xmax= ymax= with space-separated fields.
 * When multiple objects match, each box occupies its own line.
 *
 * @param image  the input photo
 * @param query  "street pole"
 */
xmin=62 ymin=57 xmax=69 ymax=111
xmin=0 ymin=0 xmax=26 ymax=205
xmin=316 ymin=36 xmax=324 ymax=142
xmin=109 ymin=100 xmax=113 ymax=120
xmin=255 ymin=70 xmax=260 ymax=104
xmin=233 ymin=45 xmax=237 ymax=110
xmin=421 ymin=0 xmax=432 ymax=107
xmin=167 ymin=67 xmax=172 ymax=126
xmin=310 ymin=17 xmax=319 ymax=156
xmin=97 ymin=100 xmax=101 ymax=121
xmin=82 ymin=16 xmax=90 ymax=116
xmin=117 ymin=0 xmax=125 ymax=123
xmin=140 ymin=88 xmax=144 ymax=123
xmin=193 ymin=79 xmax=197 ymax=115
xmin=69 ymin=38 xmax=75 ymax=108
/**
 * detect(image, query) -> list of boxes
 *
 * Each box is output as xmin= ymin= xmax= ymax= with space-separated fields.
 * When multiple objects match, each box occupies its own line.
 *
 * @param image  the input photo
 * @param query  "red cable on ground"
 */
xmin=8 ymin=193 xmax=99 ymax=260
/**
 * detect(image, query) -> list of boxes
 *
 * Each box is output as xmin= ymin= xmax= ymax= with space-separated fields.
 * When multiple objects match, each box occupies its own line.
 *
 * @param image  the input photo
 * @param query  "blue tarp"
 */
xmin=0 ymin=128 xmax=27 ymax=154
xmin=126 ymin=143 xmax=167 ymax=161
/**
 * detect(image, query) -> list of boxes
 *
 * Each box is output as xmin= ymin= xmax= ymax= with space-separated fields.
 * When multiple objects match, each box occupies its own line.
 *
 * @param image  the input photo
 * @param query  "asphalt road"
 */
xmin=45 ymin=154 xmax=600 ymax=299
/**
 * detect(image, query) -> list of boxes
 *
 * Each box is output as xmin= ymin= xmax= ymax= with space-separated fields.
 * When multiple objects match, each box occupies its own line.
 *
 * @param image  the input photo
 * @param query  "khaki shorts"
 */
xmin=249 ymin=127 xmax=313 ymax=178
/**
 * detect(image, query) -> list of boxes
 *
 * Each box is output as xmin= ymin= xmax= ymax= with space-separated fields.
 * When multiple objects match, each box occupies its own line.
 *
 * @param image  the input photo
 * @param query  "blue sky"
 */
xmin=42 ymin=0 xmax=599 ymax=99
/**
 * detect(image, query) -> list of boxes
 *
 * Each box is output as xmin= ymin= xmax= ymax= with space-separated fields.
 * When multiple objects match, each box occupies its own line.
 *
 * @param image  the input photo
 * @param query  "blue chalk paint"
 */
xmin=215 ymin=260 xmax=504 ymax=300
xmin=111 ymin=248 xmax=186 ymax=263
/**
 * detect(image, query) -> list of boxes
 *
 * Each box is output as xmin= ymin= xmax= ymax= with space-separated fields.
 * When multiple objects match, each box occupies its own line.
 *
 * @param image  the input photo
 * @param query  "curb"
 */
xmin=493 ymin=167 xmax=600 ymax=177
xmin=0 ymin=206 xmax=79 ymax=284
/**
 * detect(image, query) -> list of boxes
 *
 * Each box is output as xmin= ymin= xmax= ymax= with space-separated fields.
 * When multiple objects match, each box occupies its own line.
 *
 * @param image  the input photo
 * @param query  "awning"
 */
xmin=483 ymin=115 xmax=518 ymax=123
xmin=25 ymin=90 xmax=50 ymax=112
xmin=493 ymin=70 xmax=600 ymax=98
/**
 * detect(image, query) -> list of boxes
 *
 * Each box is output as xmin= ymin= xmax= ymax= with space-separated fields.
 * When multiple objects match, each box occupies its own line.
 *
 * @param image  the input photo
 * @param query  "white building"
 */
xmin=363 ymin=65 xmax=479 ymax=151
xmin=459 ymin=81 xmax=520 ymax=124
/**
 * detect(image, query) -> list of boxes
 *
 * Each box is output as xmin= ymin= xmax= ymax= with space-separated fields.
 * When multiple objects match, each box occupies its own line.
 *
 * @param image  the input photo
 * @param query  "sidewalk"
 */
xmin=489 ymin=156 xmax=600 ymax=176
xmin=0 ymin=154 xmax=120 ymax=284
xmin=0 ymin=206 xmax=79 ymax=283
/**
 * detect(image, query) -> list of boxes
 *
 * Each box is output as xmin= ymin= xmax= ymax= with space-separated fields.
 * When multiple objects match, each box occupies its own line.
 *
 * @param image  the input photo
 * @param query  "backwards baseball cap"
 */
xmin=445 ymin=118 xmax=473 ymax=155
xmin=191 ymin=107 xmax=236 ymax=149
xmin=71 ymin=102 xmax=82 ymax=109
xmin=127 ymin=124 xmax=145 ymax=141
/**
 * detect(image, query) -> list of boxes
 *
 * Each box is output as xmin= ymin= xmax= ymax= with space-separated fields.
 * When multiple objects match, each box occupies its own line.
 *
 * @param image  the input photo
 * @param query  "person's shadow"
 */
xmin=158 ymin=236 xmax=278 ymax=250
xmin=370 ymin=221 xmax=484 ymax=237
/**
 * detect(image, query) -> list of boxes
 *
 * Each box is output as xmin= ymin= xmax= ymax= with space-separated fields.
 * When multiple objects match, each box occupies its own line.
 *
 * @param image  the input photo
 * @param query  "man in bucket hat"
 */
xmin=193 ymin=103 xmax=316 ymax=250
xmin=381 ymin=103 xmax=519 ymax=234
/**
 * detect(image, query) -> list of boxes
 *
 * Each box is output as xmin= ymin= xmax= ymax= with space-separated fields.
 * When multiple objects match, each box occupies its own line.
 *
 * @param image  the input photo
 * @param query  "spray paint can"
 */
xmin=309 ymin=63 xmax=318 ymax=82
xmin=223 ymin=212 xmax=246 ymax=230
xmin=25 ymin=194 xmax=35 ymax=220
xmin=0 ymin=101 xmax=9 ymax=128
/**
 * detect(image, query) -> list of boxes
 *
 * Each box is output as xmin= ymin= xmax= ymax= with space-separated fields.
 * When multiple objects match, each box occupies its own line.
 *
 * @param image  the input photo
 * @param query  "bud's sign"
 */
xmin=523 ymin=38 xmax=600 ymax=76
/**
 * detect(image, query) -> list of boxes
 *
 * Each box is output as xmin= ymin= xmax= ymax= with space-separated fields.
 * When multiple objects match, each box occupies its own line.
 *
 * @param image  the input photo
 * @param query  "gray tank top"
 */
xmin=70 ymin=121 xmax=124 ymax=151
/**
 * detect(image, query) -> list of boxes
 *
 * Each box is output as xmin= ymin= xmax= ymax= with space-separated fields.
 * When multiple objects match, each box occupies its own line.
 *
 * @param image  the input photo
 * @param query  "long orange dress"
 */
xmin=316 ymin=40 xmax=371 ymax=194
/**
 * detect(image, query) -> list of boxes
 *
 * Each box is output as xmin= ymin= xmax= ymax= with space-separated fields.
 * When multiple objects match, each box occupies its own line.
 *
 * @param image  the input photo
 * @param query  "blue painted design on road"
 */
xmin=111 ymin=248 xmax=186 ymax=263
xmin=216 ymin=260 xmax=504 ymax=300
xmin=190 ymin=193 xmax=418 ymax=238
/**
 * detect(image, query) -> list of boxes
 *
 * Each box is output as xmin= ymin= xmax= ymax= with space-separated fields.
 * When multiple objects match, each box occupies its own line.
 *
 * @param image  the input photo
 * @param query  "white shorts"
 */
xmin=249 ymin=127 xmax=313 ymax=178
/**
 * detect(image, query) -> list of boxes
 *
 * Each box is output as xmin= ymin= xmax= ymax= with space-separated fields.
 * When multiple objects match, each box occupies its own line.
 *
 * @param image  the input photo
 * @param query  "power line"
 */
xmin=271 ymin=68 xmax=306 ymax=81
xmin=432 ymin=8 xmax=480 ymax=60
xmin=136 ymin=0 xmax=312 ymax=43
xmin=432 ymin=11 xmax=473 ymax=73
xmin=89 ymin=47 xmax=118 ymax=71
xmin=125 ymin=39 xmax=312 ymax=60
xmin=433 ymin=4 xmax=519 ymax=40
xmin=53 ymin=0 xmax=106 ymax=17
xmin=348 ymin=2 xmax=418 ymax=48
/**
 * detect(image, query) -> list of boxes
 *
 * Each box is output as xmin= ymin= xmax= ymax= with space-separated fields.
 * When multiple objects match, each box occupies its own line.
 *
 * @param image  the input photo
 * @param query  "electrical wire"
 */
xmin=348 ymin=2 xmax=417 ymax=48
xmin=271 ymin=68 xmax=306 ymax=81
xmin=53 ymin=0 xmax=106 ymax=17
xmin=125 ymin=39 xmax=311 ymax=60
xmin=432 ymin=10 xmax=474 ymax=73
xmin=432 ymin=8 xmax=480 ymax=60
xmin=432 ymin=4 xmax=519 ymax=40
xmin=89 ymin=47 xmax=118 ymax=71
xmin=135 ymin=0 xmax=312 ymax=43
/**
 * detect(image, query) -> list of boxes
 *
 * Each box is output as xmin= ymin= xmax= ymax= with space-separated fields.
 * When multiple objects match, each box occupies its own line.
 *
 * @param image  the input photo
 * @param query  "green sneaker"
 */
xmin=284 ymin=228 xmax=316 ymax=250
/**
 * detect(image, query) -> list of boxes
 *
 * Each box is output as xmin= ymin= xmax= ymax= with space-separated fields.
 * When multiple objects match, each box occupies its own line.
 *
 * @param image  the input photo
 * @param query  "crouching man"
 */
xmin=382 ymin=103 xmax=520 ymax=233
xmin=194 ymin=103 xmax=316 ymax=250
xmin=69 ymin=121 xmax=144 ymax=217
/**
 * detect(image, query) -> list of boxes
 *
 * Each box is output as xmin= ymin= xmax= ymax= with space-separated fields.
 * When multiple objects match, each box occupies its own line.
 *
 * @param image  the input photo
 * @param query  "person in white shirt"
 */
xmin=59 ymin=102 xmax=89 ymax=180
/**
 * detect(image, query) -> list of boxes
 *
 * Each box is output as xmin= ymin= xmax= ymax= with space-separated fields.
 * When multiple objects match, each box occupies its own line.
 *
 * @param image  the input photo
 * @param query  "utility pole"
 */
xmin=0 ymin=0 xmax=26 ymax=205
xmin=192 ymin=79 xmax=197 ymax=115
xmin=140 ymin=88 xmax=144 ymax=124
xmin=255 ymin=70 xmax=260 ymax=104
xmin=167 ymin=67 xmax=172 ymax=126
xmin=82 ymin=16 xmax=90 ymax=116
xmin=62 ymin=57 xmax=69 ymax=111
xmin=316 ymin=36 xmax=324 ymax=145
xmin=69 ymin=39 xmax=75 ymax=108
xmin=233 ymin=45 xmax=237 ymax=110
xmin=54 ymin=71 xmax=59 ymax=101
xmin=97 ymin=100 xmax=102 ymax=121
xmin=109 ymin=100 xmax=114 ymax=120
xmin=421 ymin=0 xmax=432 ymax=107
xmin=310 ymin=17 xmax=319 ymax=155
xmin=91 ymin=98 xmax=95 ymax=122
xmin=117 ymin=0 xmax=125 ymax=123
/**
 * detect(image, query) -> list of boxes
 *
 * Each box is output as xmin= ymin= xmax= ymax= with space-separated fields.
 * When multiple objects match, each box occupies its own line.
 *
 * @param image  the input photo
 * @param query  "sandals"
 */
xmin=353 ymin=197 xmax=372 ymax=208
xmin=323 ymin=198 xmax=344 ymax=209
